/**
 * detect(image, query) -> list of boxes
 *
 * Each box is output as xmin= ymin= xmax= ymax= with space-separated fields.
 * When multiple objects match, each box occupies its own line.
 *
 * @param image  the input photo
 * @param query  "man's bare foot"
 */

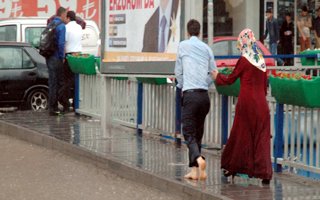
xmin=184 ymin=167 xmax=198 ymax=180
xmin=197 ymin=156 xmax=207 ymax=180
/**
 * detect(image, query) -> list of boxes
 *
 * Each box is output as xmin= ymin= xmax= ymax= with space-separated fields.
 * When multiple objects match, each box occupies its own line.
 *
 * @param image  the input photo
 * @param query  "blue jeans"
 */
xmin=270 ymin=43 xmax=284 ymax=66
xmin=46 ymin=56 xmax=63 ymax=112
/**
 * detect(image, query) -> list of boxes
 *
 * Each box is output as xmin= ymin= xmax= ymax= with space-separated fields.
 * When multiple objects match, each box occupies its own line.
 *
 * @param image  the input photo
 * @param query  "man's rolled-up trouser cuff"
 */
xmin=188 ymin=143 xmax=205 ymax=167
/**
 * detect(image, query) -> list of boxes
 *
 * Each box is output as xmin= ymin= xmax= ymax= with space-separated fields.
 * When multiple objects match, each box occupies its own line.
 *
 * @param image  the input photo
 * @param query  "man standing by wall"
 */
xmin=175 ymin=19 xmax=216 ymax=180
xmin=264 ymin=9 xmax=284 ymax=66
xmin=46 ymin=7 xmax=67 ymax=116
xmin=59 ymin=10 xmax=83 ymax=112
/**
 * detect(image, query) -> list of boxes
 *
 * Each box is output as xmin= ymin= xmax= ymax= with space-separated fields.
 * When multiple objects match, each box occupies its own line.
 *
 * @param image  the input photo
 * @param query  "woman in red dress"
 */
xmin=211 ymin=29 xmax=272 ymax=184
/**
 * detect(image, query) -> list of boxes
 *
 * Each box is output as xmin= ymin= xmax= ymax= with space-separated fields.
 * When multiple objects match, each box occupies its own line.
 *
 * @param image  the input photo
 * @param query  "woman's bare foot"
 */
xmin=197 ymin=157 xmax=207 ymax=180
xmin=184 ymin=167 xmax=198 ymax=180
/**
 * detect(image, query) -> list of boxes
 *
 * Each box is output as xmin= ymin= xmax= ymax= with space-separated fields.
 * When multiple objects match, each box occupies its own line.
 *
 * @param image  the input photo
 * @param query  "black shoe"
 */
xmin=262 ymin=179 xmax=270 ymax=185
xmin=223 ymin=169 xmax=234 ymax=178
xmin=62 ymin=107 xmax=71 ymax=113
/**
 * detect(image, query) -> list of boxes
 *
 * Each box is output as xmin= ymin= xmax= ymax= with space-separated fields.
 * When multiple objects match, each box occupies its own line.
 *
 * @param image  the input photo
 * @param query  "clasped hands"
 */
xmin=211 ymin=70 xmax=219 ymax=80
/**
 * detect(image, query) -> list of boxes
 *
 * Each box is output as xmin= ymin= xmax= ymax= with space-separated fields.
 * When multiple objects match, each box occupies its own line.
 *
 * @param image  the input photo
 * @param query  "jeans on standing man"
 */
xmin=46 ymin=7 xmax=67 ymax=115
xmin=47 ymin=56 xmax=63 ymax=113
xmin=265 ymin=9 xmax=284 ymax=66
xmin=270 ymin=43 xmax=283 ymax=65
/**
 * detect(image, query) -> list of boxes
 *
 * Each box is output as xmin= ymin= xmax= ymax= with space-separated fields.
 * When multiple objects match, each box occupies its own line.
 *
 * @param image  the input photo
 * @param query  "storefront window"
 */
xmin=203 ymin=0 xmax=259 ymax=38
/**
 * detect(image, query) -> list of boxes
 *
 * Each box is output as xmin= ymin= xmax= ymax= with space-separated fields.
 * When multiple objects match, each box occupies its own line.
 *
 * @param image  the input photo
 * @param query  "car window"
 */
xmin=211 ymin=41 xmax=229 ymax=56
xmin=25 ymin=27 xmax=45 ymax=48
xmin=23 ymin=50 xmax=35 ymax=69
xmin=0 ymin=25 xmax=17 ymax=41
xmin=231 ymin=41 xmax=241 ymax=56
xmin=24 ymin=47 xmax=46 ymax=64
xmin=0 ymin=47 xmax=22 ymax=69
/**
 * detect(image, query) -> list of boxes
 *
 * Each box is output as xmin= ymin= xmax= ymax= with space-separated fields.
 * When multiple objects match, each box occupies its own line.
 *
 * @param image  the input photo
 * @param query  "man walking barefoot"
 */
xmin=175 ymin=19 xmax=217 ymax=180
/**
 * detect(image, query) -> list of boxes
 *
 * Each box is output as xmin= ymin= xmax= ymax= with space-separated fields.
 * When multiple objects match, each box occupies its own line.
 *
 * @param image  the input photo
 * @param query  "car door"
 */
xmin=211 ymin=40 xmax=235 ymax=67
xmin=0 ymin=46 xmax=37 ymax=102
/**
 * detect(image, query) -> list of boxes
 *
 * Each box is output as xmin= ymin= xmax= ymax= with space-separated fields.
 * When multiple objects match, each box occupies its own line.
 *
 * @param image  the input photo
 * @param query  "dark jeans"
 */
xmin=58 ymin=59 xmax=75 ymax=109
xmin=182 ymin=91 xmax=210 ymax=167
xmin=270 ymin=43 xmax=284 ymax=66
xmin=46 ymin=56 xmax=63 ymax=112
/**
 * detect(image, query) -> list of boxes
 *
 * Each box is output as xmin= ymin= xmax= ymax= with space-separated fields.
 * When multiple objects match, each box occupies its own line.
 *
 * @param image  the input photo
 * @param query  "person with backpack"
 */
xmin=43 ymin=7 xmax=67 ymax=116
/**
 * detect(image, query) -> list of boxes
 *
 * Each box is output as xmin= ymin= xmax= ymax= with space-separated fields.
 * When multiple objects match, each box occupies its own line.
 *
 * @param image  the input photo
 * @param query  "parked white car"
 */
xmin=0 ymin=18 xmax=100 ymax=56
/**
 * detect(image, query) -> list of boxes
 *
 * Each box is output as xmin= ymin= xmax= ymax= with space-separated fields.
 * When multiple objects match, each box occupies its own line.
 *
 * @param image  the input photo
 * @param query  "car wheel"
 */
xmin=27 ymin=89 xmax=48 ymax=111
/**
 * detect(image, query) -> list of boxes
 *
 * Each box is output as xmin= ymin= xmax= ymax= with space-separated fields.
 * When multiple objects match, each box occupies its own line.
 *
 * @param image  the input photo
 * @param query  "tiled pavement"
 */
xmin=0 ymin=111 xmax=320 ymax=200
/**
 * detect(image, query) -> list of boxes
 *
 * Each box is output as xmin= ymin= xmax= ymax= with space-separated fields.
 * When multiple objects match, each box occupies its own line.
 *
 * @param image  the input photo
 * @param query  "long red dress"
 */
xmin=216 ymin=56 xmax=273 ymax=180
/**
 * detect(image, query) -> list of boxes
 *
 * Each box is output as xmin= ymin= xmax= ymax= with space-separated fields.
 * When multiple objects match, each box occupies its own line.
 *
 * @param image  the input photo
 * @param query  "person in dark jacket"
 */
xmin=264 ymin=9 xmax=284 ymax=66
xmin=280 ymin=12 xmax=294 ymax=66
xmin=46 ymin=7 xmax=67 ymax=116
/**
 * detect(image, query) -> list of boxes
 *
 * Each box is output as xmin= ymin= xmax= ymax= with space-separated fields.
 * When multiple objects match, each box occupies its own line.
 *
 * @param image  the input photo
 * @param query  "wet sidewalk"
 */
xmin=0 ymin=111 xmax=320 ymax=200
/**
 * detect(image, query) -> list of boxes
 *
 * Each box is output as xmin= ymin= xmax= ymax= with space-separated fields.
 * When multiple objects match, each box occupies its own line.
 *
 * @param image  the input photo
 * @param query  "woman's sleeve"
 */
xmin=264 ymin=72 xmax=268 ymax=96
xmin=215 ymin=57 xmax=244 ymax=86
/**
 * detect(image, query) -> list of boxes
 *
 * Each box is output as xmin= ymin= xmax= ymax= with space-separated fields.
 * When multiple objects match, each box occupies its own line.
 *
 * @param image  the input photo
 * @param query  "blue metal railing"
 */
xmin=214 ymin=53 xmax=320 ymax=60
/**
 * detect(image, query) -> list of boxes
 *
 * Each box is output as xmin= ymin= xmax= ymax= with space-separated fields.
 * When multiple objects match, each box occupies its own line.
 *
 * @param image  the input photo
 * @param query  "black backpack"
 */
xmin=39 ymin=21 xmax=63 ymax=58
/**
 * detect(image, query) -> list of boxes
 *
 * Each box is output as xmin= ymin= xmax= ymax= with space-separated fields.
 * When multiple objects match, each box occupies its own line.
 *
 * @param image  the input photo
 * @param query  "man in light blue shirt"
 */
xmin=174 ymin=19 xmax=217 ymax=180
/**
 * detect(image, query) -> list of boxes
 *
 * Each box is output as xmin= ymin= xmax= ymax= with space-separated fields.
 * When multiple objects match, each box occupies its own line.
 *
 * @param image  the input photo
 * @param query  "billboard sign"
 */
xmin=0 ymin=0 xmax=100 ymax=26
xmin=102 ymin=0 xmax=181 ymax=74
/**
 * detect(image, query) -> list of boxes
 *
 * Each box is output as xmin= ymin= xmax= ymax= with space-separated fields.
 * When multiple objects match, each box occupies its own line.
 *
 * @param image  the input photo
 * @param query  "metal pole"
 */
xmin=180 ymin=0 xmax=185 ymax=40
xmin=174 ymin=0 xmax=185 ymax=145
xmin=137 ymin=82 xmax=143 ymax=136
xmin=74 ymin=74 xmax=80 ymax=111
xmin=221 ymin=95 xmax=229 ymax=146
xmin=294 ymin=0 xmax=297 ymax=65
xmin=208 ymin=0 xmax=214 ymax=45
xmin=175 ymin=87 xmax=182 ymax=145
xmin=101 ymin=0 xmax=106 ymax=64
xmin=274 ymin=103 xmax=284 ymax=173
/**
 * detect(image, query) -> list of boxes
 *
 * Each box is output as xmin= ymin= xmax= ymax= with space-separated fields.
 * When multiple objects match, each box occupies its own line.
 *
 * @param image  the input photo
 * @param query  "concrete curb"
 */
xmin=0 ymin=120 xmax=231 ymax=200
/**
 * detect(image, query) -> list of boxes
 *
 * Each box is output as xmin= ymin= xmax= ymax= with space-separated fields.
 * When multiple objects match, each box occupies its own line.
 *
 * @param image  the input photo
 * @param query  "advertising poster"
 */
xmin=103 ymin=0 xmax=181 ymax=74
xmin=0 ymin=0 xmax=100 ymax=26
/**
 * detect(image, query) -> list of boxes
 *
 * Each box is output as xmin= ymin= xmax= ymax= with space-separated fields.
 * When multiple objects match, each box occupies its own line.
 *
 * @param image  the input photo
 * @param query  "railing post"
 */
xmin=175 ymin=87 xmax=182 ymax=145
xmin=274 ymin=103 xmax=284 ymax=172
xmin=74 ymin=74 xmax=80 ymax=111
xmin=137 ymin=81 xmax=143 ymax=136
xmin=221 ymin=95 xmax=229 ymax=146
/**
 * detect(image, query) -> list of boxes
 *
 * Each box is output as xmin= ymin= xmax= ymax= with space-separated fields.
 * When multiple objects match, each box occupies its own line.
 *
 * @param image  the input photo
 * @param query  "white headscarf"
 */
xmin=237 ymin=28 xmax=267 ymax=72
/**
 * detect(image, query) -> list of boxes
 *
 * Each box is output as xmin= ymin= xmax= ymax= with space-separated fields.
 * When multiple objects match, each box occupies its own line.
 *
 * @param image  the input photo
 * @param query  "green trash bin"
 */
xmin=136 ymin=77 xmax=167 ymax=85
xmin=215 ymin=68 xmax=240 ymax=97
xmin=112 ymin=77 xmax=129 ymax=80
xmin=270 ymin=76 xmax=306 ymax=107
xmin=300 ymin=49 xmax=320 ymax=66
xmin=303 ymin=77 xmax=320 ymax=108
xmin=67 ymin=54 xmax=96 ymax=75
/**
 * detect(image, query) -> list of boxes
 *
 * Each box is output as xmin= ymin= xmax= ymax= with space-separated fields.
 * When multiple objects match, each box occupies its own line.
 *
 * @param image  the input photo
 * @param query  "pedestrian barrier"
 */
xmin=76 ymin=74 xmax=102 ymax=118
xmin=75 ymin=55 xmax=320 ymax=176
